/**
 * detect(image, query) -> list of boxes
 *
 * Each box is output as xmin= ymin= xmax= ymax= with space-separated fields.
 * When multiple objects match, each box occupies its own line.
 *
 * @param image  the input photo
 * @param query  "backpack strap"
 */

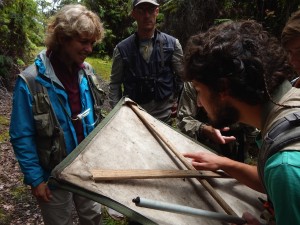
xmin=19 ymin=64 xmax=40 ymax=95
xmin=258 ymin=111 xmax=300 ymax=192
xmin=18 ymin=64 xmax=49 ymax=114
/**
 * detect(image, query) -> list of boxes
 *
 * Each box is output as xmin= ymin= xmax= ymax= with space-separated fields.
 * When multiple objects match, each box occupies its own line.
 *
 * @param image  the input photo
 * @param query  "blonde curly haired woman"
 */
xmin=10 ymin=4 xmax=104 ymax=225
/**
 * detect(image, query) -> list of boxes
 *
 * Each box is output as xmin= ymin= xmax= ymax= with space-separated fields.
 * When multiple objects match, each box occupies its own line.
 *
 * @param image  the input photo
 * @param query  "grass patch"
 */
xmin=0 ymin=207 xmax=11 ymax=225
xmin=102 ymin=207 xmax=129 ymax=225
xmin=0 ymin=116 xmax=9 ymax=142
xmin=85 ymin=57 xmax=112 ymax=82
xmin=30 ymin=47 xmax=112 ymax=82
xmin=0 ymin=116 xmax=9 ymax=126
xmin=10 ymin=185 xmax=28 ymax=201
xmin=0 ymin=130 xmax=9 ymax=143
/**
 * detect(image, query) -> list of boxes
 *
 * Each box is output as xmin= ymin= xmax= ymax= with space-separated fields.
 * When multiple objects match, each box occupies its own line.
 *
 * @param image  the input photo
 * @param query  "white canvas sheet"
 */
xmin=53 ymin=99 xmax=266 ymax=225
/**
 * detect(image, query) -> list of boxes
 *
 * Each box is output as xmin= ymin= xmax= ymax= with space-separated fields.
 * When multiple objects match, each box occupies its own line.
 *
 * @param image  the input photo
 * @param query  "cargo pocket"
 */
xmin=34 ymin=111 xmax=56 ymax=171
xmin=33 ymin=93 xmax=67 ymax=171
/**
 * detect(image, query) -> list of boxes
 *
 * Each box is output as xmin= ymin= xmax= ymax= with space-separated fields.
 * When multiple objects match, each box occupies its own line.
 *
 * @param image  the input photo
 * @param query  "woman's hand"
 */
xmin=31 ymin=182 xmax=52 ymax=202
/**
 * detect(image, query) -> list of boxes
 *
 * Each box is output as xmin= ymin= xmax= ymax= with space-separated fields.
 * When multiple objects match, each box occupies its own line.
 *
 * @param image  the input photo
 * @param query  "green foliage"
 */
xmin=214 ymin=18 xmax=232 ymax=25
xmin=0 ymin=0 xmax=44 ymax=89
xmin=161 ymin=0 xmax=219 ymax=48
xmin=16 ymin=58 xmax=25 ymax=67
xmin=0 ymin=0 xmax=299 ymax=90
xmin=161 ymin=0 xmax=300 ymax=48
xmin=102 ymin=207 xmax=129 ymax=225
xmin=156 ymin=12 xmax=165 ymax=26
xmin=0 ymin=54 xmax=14 ymax=88
xmin=215 ymin=0 xmax=300 ymax=38
xmin=0 ymin=0 xmax=44 ymax=57
xmin=85 ymin=57 xmax=112 ymax=81
xmin=84 ymin=0 xmax=134 ymax=56
xmin=0 ymin=55 xmax=13 ymax=68
xmin=93 ymin=40 xmax=109 ymax=59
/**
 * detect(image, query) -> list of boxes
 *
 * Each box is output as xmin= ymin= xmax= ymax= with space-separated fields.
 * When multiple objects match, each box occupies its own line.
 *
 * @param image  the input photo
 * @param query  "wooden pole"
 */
xmin=90 ymin=169 xmax=229 ymax=181
xmin=127 ymin=102 xmax=237 ymax=216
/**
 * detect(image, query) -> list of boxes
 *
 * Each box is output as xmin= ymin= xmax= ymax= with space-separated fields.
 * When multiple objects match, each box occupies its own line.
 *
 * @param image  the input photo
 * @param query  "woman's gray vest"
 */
xmin=117 ymin=30 xmax=176 ymax=104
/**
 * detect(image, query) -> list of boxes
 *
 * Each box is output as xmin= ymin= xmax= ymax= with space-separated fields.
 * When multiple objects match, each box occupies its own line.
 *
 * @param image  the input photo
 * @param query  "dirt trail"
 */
xmin=0 ymin=89 xmax=44 ymax=224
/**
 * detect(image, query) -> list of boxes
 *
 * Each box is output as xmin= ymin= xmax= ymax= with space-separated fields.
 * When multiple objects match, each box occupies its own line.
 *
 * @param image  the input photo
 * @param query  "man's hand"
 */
xmin=170 ymin=102 xmax=178 ymax=118
xmin=183 ymin=151 xmax=230 ymax=171
xmin=202 ymin=125 xmax=236 ymax=144
xmin=241 ymin=212 xmax=261 ymax=225
xmin=31 ymin=182 xmax=52 ymax=202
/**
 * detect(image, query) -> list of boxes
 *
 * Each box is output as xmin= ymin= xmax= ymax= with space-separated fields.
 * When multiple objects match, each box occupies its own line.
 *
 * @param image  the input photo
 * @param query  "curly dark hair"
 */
xmin=184 ymin=20 xmax=293 ymax=105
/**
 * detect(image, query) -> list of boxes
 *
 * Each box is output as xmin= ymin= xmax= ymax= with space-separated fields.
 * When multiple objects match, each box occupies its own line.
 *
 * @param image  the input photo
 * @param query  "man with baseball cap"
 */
xmin=132 ymin=0 xmax=159 ymax=7
xmin=109 ymin=0 xmax=183 ymax=124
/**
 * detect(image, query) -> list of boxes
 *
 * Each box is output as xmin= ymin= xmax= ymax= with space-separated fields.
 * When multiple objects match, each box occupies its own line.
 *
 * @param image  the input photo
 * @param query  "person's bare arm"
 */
xmin=183 ymin=151 xmax=265 ymax=193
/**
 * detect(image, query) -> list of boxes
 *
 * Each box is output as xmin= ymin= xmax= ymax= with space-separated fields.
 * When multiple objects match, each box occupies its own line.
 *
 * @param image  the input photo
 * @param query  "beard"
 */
xmin=208 ymin=101 xmax=240 ymax=129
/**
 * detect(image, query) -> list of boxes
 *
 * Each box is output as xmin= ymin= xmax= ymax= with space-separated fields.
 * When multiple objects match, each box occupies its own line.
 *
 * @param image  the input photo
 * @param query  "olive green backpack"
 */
xmin=258 ymin=112 xmax=300 ymax=191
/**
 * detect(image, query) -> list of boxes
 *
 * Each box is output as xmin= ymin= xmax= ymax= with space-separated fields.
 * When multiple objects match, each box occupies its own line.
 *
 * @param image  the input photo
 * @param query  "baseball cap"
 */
xmin=132 ymin=0 xmax=159 ymax=8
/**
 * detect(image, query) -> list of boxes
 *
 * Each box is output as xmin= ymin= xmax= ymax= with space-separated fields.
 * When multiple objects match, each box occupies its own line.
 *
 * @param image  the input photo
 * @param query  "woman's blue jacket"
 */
xmin=10 ymin=50 xmax=97 ymax=187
